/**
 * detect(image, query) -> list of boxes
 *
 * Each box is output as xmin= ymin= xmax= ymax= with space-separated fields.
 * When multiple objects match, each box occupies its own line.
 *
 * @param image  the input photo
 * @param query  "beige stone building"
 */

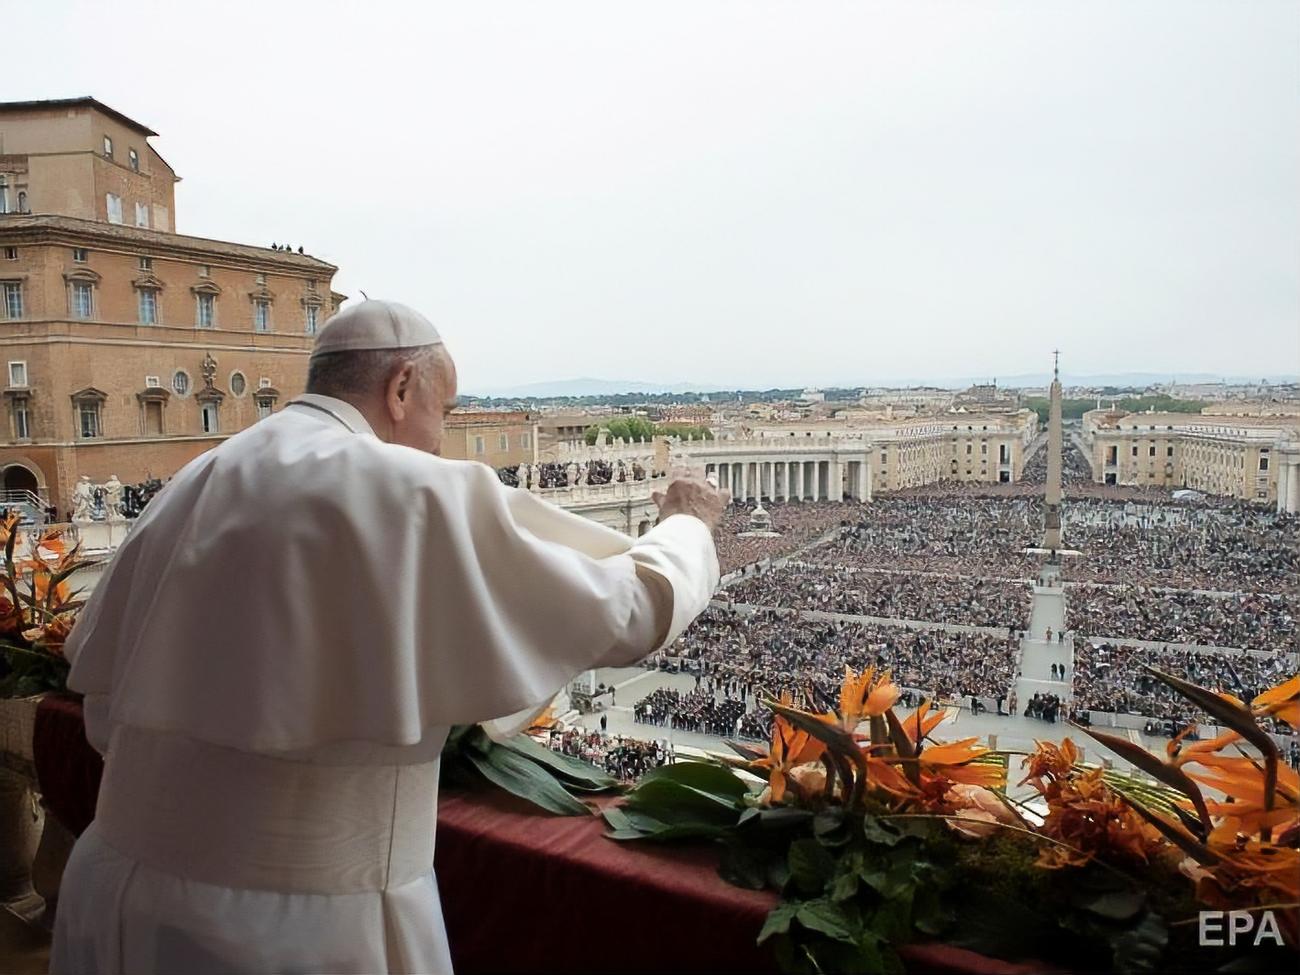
xmin=441 ymin=411 xmax=537 ymax=469
xmin=0 ymin=98 xmax=342 ymax=515
xmin=742 ymin=410 xmax=1038 ymax=491
xmin=1082 ymin=408 xmax=1300 ymax=506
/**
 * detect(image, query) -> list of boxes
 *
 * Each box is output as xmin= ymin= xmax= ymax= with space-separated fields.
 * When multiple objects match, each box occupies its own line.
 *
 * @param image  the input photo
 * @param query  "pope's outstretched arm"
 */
xmin=444 ymin=462 xmax=722 ymax=729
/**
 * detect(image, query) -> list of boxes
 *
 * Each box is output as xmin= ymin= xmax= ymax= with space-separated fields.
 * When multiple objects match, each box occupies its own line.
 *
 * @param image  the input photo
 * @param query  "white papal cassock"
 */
xmin=52 ymin=392 xmax=719 ymax=975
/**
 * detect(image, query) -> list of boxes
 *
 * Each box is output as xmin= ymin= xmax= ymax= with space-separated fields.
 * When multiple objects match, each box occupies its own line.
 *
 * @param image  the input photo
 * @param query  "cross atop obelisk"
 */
xmin=1042 ymin=352 xmax=1064 ymax=555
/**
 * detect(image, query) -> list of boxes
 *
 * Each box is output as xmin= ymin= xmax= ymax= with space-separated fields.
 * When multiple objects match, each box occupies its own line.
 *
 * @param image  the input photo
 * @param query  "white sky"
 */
xmin=12 ymin=1 xmax=1299 ymax=391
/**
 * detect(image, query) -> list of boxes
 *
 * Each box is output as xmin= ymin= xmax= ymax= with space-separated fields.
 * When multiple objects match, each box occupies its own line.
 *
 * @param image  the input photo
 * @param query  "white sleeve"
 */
xmin=480 ymin=512 xmax=718 ymax=741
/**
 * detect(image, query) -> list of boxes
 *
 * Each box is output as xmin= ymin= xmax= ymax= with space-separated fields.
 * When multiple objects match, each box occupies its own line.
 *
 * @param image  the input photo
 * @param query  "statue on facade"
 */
xmin=103 ymin=474 xmax=125 ymax=522
xmin=72 ymin=476 xmax=95 ymax=522
xmin=201 ymin=352 xmax=218 ymax=390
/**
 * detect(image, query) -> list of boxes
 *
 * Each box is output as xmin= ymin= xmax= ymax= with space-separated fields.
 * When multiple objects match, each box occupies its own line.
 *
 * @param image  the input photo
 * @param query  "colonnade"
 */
xmin=701 ymin=456 xmax=872 ymax=503
xmin=1276 ymin=446 xmax=1300 ymax=514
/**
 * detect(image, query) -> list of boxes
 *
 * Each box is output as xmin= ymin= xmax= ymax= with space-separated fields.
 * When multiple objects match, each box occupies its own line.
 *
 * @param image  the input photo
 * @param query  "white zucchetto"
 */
xmin=309 ymin=299 xmax=443 ymax=359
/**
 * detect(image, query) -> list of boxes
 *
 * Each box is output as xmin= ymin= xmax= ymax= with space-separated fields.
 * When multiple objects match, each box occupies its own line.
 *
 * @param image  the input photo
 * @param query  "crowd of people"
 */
xmin=1020 ymin=440 xmax=1094 ymax=486
xmin=713 ymin=501 xmax=860 ymax=575
xmin=632 ymin=687 xmax=750 ymax=737
xmin=634 ymin=608 xmax=1021 ymax=738
xmin=1066 ymin=586 xmax=1296 ymax=651
xmin=1072 ymin=640 xmax=1298 ymax=729
xmin=723 ymin=565 xmax=1031 ymax=629
xmin=1058 ymin=498 xmax=1298 ymax=591
xmin=544 ymin=728 xmax=672 ymax=782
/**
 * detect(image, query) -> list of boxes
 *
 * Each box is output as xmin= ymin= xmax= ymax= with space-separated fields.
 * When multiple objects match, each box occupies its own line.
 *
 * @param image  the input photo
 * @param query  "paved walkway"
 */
xmin=1015 ymin=577 xmax=1073 ymax=706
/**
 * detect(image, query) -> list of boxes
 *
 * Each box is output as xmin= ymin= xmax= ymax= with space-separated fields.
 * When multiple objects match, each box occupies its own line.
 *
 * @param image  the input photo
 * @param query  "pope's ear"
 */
xmin=385 ymin=363 xmax=416 ymax=419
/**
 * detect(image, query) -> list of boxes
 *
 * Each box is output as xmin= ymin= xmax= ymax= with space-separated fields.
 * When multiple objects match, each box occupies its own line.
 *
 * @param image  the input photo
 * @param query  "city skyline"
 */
xmin=9 ymin=1 xmax=1298 ymax=388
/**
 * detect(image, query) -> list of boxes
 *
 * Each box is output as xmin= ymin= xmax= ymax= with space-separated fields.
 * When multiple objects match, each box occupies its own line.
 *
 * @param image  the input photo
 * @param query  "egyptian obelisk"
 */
xmin=1042 ymin=351 xmax=1063 ymax=555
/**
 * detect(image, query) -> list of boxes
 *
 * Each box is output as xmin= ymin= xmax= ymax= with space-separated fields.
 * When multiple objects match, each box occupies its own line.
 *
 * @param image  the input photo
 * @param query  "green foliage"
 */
xmin=440 ymin=725 xmax=620 ymax=816
xmin=604 ymin=762 xmax=1285 ymax=974
xmin=1023 ymin=395 xmax=1208 ymax=424
xmin=0 ymin=644 xmax=70 ymax=697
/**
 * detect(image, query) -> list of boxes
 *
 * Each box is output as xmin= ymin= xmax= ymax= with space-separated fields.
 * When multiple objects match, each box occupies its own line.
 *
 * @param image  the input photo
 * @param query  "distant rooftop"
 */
xmin=0 ymin=96 xmax=159 ymax=137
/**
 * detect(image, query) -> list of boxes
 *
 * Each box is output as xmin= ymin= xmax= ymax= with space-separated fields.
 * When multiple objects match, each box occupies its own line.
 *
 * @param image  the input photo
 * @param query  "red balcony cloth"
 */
xmin=32 ymin=697 xmax=1046 ymax=974
xmin=435 ymin=791 xmax=1049 ymax=975
xmin=33 ymin=693 xmax=103 ymax=838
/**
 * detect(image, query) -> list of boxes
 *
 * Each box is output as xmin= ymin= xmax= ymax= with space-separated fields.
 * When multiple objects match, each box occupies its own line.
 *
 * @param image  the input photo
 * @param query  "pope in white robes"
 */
xmin=51 ymin=300 xmax=725 ymax=974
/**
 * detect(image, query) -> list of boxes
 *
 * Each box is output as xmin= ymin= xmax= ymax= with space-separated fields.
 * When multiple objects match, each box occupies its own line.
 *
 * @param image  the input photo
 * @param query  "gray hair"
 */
xmin=305 ymin=345 xmax=443 ymax=399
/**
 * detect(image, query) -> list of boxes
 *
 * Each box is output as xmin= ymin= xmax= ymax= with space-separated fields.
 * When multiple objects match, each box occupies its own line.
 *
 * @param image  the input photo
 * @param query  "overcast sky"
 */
xmin=13 ymin=1 xmax=1299 ymax=391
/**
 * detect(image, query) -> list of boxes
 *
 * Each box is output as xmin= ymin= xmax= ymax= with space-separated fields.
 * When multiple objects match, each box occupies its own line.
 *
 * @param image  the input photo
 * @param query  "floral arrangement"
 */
xmin=0 ymin=513 xmax=91 ymax=697
xmin=605 ymin=665 xmax=1299 ymax=973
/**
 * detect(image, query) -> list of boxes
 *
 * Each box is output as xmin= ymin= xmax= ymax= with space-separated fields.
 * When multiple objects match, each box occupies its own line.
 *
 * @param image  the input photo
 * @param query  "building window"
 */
xmin=498 ymin=434 xmax=508 ymax=451
xmin=230 ymin=372 xmax=246 ymax=396
xmin=12 ymin=399 xmax=29 ymax=440
xmin=2 ymin=282 xmax=21 ymax=319
xmin=134 ymin=202 xmax=149 ymax=228
xmin=78 ymin=402 xmax=101 ymax=438
xmin=8 ymin=362 xmax=27 ymax=387
xmin=138 ymin=256 xmax=153 ymax=271
xmin=70 ymin=281 xmax=93 ymax=319
xmin=255 ymin=272 xmax=266 ymax=285
xmin=15 ymin=191 xmax=24 ymax=213
xmin=475 ymin=436 xmax=485 ymax=455
xmin=199 ymin=264 xmax=210 ymax=278
xmin=103 ymin=135 xmax=113 ymax=158
xmin=200 ymin=402 xmax=220 ymax=434
xmin=1131 ymin=445 xmax=1138 ymax=457
xmin=138 ymin=288 xmax=158 ymax=324
xmin=72 ymin=248 xmax=88 ymax=263
xmin=305 ymin=304 xmax=319 ymax=335
xmin=196 ymin=292 xmax=215 ymax=328
xmin=128 ymin=148 xmax=139 ymax=171
xmin=1148 ymin=445 xmax=1156 ymax=457
xmin=256 ymin=400 xmax=273 ymax=420
xmin=3 ymin=248 xmax=15 ymax=261
xmin=253 ymin=300 xmax=271 ymax=331
xmin=1260 ymin=456 xmax=1269 ymax=472
xmin=0 ymin=177 xmax=6 ymax=213
xmin=1166 ymin=446 xmax=1174 ymax=457
xmin=521 ymin=433 xmax=531 ymax=449
xmin=172 ymin=370 xmax=190 ymax=396
xmin=106 ymin=193 xmax=123 ymax=224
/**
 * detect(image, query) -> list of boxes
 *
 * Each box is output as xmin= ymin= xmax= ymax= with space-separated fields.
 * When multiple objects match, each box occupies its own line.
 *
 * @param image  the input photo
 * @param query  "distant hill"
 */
xmin=463 ymin=371 xmax=1299 ymax=401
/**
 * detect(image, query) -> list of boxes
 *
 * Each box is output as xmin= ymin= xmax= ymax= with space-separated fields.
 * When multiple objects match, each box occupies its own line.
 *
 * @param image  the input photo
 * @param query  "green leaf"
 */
xmin=862 ymin=814 xmax=902 ymax=847
xmin=465 ymin=743 xmax=591 ymax=816
xmin=758 ymin=806 xmax=815 ymax=831
xmin=495 ymin=734 xmax=619 ymax=790
xmin=1110 ymin=910 xmax=1168 ymax=975
xmin=788 ymin=838 xmax=836 ymax=894
xmin=622 ymin=777 xmax=743 ymax=826
xmin=1074 ymin=889 xmax=1147 ymax=922
xmin=813 ymin=807 xmax=852 ymax=847
xmin=757 ymin=903 xmax=799 ymax=945
xmin=795 ymin=899 xmax=858 ymax=943
xmin=635 ymin=759 xmax=752 ymax=799
xmin=718 ymin=842 xmax=771 ymax=890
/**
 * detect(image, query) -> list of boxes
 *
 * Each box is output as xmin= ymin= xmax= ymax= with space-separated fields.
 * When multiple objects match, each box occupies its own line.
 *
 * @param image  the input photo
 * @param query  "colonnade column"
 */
xmin=830 ymin=459 xmax=843 ymax=502
xmin=1279 ymin=460 xmax=1292 ymax=514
